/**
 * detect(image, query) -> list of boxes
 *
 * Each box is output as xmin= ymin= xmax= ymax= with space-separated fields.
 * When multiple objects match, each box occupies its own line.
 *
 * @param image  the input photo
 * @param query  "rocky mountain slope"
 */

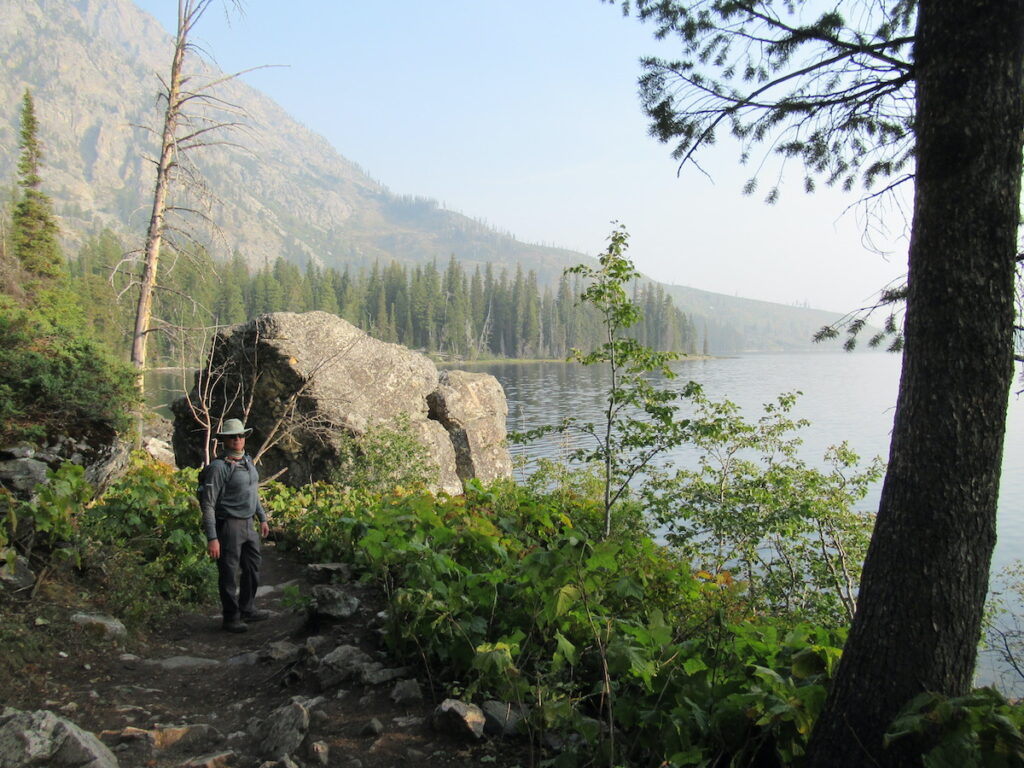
xmin=1 ymin=0 xmax=847 ymax=352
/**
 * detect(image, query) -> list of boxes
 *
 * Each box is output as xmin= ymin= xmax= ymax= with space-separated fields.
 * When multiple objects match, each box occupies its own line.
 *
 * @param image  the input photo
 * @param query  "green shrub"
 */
xmin=78 ymin=455 xmax=216 ymax=625
xmin=0 ymin=297 xmax=136 ymax=444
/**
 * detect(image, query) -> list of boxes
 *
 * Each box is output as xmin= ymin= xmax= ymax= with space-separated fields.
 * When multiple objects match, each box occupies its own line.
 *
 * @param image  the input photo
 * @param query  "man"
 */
xmin=200 ymin=418 xmax=271 ymax=633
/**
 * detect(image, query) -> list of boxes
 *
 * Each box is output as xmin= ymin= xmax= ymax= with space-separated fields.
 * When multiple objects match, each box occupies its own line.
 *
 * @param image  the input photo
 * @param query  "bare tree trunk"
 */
xmin=806 ymin=1 xmax=1024 ymax=765
xmin=131 ymin=1 xmax=192 ymax=397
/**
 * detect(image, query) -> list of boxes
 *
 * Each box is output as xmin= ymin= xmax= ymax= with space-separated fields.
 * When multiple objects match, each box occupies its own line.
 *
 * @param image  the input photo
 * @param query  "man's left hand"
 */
xmin=259 ymin=521 xmax=270 ymax=538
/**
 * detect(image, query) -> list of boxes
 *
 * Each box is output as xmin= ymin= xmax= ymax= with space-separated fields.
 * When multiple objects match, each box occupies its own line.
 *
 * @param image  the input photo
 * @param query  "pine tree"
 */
xmin=12 ymin=90 xmax=63 ymax=282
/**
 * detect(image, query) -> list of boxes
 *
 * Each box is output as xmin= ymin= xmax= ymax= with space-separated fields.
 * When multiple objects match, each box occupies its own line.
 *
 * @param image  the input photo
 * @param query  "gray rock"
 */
xmin=361 ymin=718 xmax=384 ymax=737
xmin=171 ymin=312 xmax=512 ymax=494
xmin=427 ymin=369 xmax=513 ymax=484
xmin=0 ymin=707 xmax=118 ymax=768
xmin=0 ymin=458 xmax=49 ymax=495
xmin=70 ymin=613 xmax=127 ymax=639
xmin=253 ymin=701 xmax=310 ymax=759
xmin=361 ymin=664 xmax=410 ymax=686
xmin=306 ymin=740 xmax=329 ymax=767
xmin=141 ymin=436 xmax=175 ymax=466
xmin=481 ymin=700 xmax=525 ymax=737
xmin=260 ymin=640 xmax=303 ymax=664
xmin=310 ymin=584 xmax=360 ymax=620
xmin=315 ymin=645 xmax=375 ymax=690
xmin=0 ymin=550 xmax=35 ymax=591
xmin=430 ymin=699 xmax=486 ymax=740
xmin=389 ymin=679 xmax=423 ymax=705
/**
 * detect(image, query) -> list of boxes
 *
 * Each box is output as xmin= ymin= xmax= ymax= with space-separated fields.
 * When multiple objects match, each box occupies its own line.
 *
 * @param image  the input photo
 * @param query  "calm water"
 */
xmin=481 ymin=352 xmax=1022 ymax=575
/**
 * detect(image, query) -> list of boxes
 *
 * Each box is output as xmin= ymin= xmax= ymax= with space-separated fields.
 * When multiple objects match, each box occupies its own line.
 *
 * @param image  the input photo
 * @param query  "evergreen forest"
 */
xmin=70 ymin=231 xmax=701 ymax=366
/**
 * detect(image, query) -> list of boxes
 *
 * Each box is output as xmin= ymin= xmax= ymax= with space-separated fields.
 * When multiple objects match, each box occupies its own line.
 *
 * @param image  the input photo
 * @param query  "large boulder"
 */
xmin=428 ymin=370 xmax=513 ymax=484
xmin=170 ymin=312 xmax=511 ymax=493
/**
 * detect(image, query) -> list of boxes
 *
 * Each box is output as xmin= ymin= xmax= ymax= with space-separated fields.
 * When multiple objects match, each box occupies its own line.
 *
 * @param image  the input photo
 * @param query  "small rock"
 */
xmin=253 ymin=701 xmax=309 ymax=759
xmin=392 ymin=715 xmax=425 ymax=728
xmin=361 ymin=718 xmax=385 ymax=737
xmin=481 ymin=700 xmax=525 ymax=737
xmin=307 ymin=739 xmax=330 ymax=766
xmin=261 ymin=640 xmax=302 ymax=663
xmin=310 ymin=584 xmax=360 ymax=620
xmin=362 ymin=665 xmax=410 ymax=686
xmin=390 ymin=679 xmax=423 ymax=705
xmin=0 ymin=550 xmax=36 ymax=591
xmin=431 ymin=699 xmax=486 ymax=740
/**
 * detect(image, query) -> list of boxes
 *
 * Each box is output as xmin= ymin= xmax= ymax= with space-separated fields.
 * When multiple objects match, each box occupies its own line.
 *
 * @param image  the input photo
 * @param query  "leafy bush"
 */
xmin=78 ymin=455 xmax=216 ymax=625
xmin=330 ymin=413 xmax=439 ymax=493
xmin=0 ymin=463 xmax=92 ymax=567
xmin=0 ymin=297 xmax=136 ymax=444
xmin=273 ymin=478 xmax=845 ymax=766
xmin=647 ymin=386 xmax=883 ymax=627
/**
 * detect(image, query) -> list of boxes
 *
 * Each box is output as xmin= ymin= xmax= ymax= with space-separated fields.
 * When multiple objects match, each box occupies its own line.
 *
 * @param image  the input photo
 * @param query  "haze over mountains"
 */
xmin=1 ymin=0 xmax=849 ymax=352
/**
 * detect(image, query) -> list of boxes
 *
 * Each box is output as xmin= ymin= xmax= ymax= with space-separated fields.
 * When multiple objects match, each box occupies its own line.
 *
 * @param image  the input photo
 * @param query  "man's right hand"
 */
xmin=208 ymin=539 xmax=220 ymax=560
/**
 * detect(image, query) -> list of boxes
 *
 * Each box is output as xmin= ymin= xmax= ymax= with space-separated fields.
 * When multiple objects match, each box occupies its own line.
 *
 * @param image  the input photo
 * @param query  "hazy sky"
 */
xmin=132 ymin=0 xmax=910 ymax=312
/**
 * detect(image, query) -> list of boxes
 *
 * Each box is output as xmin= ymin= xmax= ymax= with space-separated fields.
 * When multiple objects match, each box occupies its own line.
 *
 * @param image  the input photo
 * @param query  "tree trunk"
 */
xmin=131 ymin=0 xmax=189 ymax=396
xmin=806 ymin=2 xmax=1024 ymax=765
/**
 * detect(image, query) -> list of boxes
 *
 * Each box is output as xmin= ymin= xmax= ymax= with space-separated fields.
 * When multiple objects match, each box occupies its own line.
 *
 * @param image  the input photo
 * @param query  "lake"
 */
xmin=476 ymin=352 xmax=1022 ymax=575
xmin=469 ymin=351 xmax=1023 ymax=693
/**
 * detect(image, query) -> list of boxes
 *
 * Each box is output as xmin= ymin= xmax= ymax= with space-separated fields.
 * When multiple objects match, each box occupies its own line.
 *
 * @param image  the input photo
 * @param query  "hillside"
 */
xmin=1 ymin=0 xmax=846 ymax=352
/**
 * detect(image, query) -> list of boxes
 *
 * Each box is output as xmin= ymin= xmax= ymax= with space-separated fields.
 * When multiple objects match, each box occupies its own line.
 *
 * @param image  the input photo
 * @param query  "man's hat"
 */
xmin=215 ymin=418 xmax=253 ymax=438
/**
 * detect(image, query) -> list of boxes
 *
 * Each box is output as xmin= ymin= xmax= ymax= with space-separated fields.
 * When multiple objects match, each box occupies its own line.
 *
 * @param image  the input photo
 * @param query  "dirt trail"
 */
xmin=3 ymin=543 xmax=523 ymax=767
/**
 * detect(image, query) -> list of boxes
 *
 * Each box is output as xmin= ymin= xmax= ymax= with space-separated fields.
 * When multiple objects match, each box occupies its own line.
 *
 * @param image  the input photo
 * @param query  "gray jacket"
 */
xmin=200 ymin=455 xmax=267 ymax=541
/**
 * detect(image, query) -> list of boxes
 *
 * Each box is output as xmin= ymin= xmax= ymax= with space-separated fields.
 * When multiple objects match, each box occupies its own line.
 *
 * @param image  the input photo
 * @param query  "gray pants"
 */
xmin=215 ymin=516 xmax=261 ymax=620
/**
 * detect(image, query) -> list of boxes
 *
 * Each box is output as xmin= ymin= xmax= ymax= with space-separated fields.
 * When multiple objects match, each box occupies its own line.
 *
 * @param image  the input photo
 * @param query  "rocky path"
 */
xmin=1 ymin=544 xmax=526 ymax=768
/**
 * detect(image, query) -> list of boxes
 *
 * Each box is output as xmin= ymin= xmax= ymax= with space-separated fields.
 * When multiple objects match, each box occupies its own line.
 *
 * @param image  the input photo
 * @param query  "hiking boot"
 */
xmin=222 ymin=618 xmax=249 ymax=633
xmin=241 ymin=609 xmax=271 ymax=622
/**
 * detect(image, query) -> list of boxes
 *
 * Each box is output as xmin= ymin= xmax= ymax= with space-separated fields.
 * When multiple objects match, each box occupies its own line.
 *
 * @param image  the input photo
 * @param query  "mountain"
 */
xmin=1 ymin=0 xmax=846 ymax=352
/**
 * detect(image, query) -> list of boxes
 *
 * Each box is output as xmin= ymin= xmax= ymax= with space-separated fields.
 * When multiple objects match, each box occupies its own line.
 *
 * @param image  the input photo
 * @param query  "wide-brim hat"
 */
xmin=215 ymin=418 xmax=253 ymax=438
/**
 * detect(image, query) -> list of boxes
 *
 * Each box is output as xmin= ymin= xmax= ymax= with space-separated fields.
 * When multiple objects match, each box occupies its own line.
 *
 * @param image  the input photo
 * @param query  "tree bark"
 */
xmin=806 ymin=1 xmax=1024 ymax=765
xmin=131 ymin=1 xmax=189 ymax=396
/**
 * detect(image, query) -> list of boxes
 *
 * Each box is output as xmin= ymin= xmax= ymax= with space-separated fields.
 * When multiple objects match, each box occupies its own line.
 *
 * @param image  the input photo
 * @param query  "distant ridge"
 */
xmin=0 ymin=0 xmax=846 ymax=352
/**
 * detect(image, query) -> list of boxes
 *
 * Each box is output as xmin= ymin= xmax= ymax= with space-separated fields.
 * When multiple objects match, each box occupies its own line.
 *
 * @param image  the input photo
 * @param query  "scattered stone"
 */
xmin=390 ymin=679 xmax=423 ymax=705
xmin=142 ymin=436 xmax=175 ymax=466
xmin=252 ymin=700 xmax=310 ymax=760
xmin=118 ymin=653 xmax=140 ymax=663
xmin=392 ymin=715 xmax=425 ymax=728
xmin=361 ymin=664 xmax=410 ymax=686
xmin=315 ymin=644 xmax=374 ymax=690
xmin=304 ymin=635 xmax=333 ymax=659
xmin=70 ymin=613 xmax=127 ymax=639
xmin=481 ymin=700 xmax=525 ymax=737
xmin=431 ymin=699 xmax=486 ymax=740
xmin=0 ymin=707 xmax=118 ymax=768
xmin=0 ymin=549 xmax=35 ymax=591
xmin=306 ymin=739 xmax=329 ymax=767
xmin=261 ymin=640 xmax=303 ymax=664
xmin=310 ymin=584 xmax=360 ymax=620
xmin=406 ymin=747 xmax=428 ymax=761
xmin=360 ymin=718 xmax=384 ymax=737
